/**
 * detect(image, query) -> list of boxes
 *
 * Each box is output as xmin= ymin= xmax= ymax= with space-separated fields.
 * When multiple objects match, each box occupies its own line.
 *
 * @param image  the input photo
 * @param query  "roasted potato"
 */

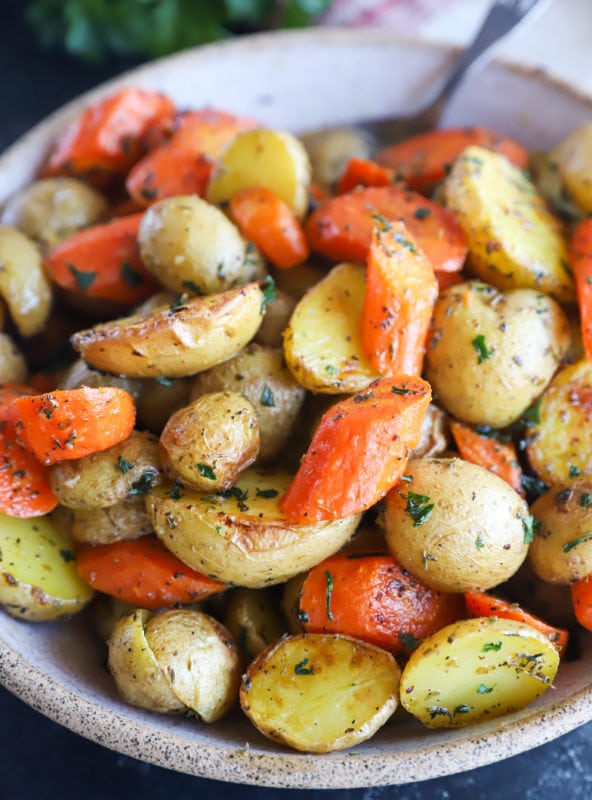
xmin=138 ymin=195 xmax=256 ymax=295
xmin=134 ymin=376 xmax=191 ymax=435
xmin=254 ymin=288 xmax=296 ymax=348
xmin=0 ymin=332 xmax=27 ymax=384
xmin=58 ymin=357 xmax=144 ymax=399
xmin=146 ymin=468 xmax=361 ymax=587
xmin=240 ymin=633 xmax=400 ymax=752
xmin=384 ymin=457 xmax=530 ymax=593
xmin=0 ymin=225 xmax=52 ymax=336
xmin=49 ymin=430 xmax=162 ymax=509
xmin=0 ymin=177 xmax=108 ymax=250
xmin=207 ymin=128 xmax=311 ymax=219
xmin=71 ymin=282 xmax=264 ymax=378
xmin=190 ymin=343 xmax=305 ymax=463
xmin=526 ymin=358 xmax=592 ymax=483
xmin=283 ymin=262 xmax=379 ymax=394
xmin=224 ymin=587 xmax=285 ymax=663
xmin=400 ymin=617 xmax=559 ymax=728
xmin=425 ymin=280 xmax=570 ymax=428
xmin=443 ymin=146 xmax=574 ymax=303
xmin=551 ymin=122 xmax=592 ymax=213
xmin=54 ymin=497 xmax=153 ymax=544
xmin=0 ymin=512 xmax=94 ymax=621
xmin=159 ymin=391 xmax=260 ymax=491
xmin=300 ymin=126 xmax=371 ymax=189
xmin=528 ymin=482 xmax=592 ymax=584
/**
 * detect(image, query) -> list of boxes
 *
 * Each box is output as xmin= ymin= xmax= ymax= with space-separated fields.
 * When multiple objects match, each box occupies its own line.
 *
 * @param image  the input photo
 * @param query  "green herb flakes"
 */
xmin=260 ymin=385 xmax=275 ymax=407
xmin=472 ymin=334 xmax=494 ymax=364
xmin=563 ymin=532 xmax=592 ymax=553
xmin=324 ymin=570 xmax=334 ymax=621
xmin=116 ymin=456 xmax=134 ymax=474
xmin=294 ymin=657 xmax=315 ymax=675
xmin=399 ymin=631 xmax=421 ymax=651
xmin=196 ymin=463 xmax=217 ymax=481
xmin=482 ymin=641 xmax=502 ymax=652
xmin=260 ymin=275 xmax=276 ymax=313
xmin=255 ymin=487 xmax=279 ymax=499
xmin=127 ymin=471 xmax=155 ymax=496
xmin=120 ymin=261 xmax=144 ymax=288
xmin=404 ymin=491 xmax=435 ymax=527
xmin=476 ymin=683 xmax=494 ymax=694
xmin=68 ymin=262 xmax=96 ymax=291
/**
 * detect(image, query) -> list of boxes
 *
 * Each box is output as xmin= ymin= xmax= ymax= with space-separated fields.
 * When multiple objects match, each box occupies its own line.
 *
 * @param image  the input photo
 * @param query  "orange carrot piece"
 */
xmin=465 ymin=591 xmax=569 ymax=657
xmin=450 ymin=420 xmax=524 ymax=495
xmin=434 ymin=269 xmax=465 ymax=294
xmin=309 ymin=182 xmax=331 ymax=205
xmin=337 ymin=157 xmax=396 ymax=194
xmin=572 ymin=575 xmax=592 ymax=631
xmin=279 ymin=375 xmax=431 ymax=522
xmin=42 ymin=88 xmax=176 ymax=184
xmin=569 ymin=218 xmax=592 ymax=363
xmin=300 ymin=550 xmax=465 ymax=654
xmin=76 ymin=535 xmax=226 ymax=610
xmin=361 ymin=219 xmax=437 ymax=377
xmin=44 ymin=213 xmax=159 ymax=306
xmin=126 ymin=108 xmax=257 ymax=206
xmin=229 ymin=186 xmax=309 ymax=269
xmin=9 ymin=387 xmax=136 ymax=465
xmin=304 ymin=186 xmax=467 ymax=272
xmin=377 ymin=126 xmax=529 ymax=193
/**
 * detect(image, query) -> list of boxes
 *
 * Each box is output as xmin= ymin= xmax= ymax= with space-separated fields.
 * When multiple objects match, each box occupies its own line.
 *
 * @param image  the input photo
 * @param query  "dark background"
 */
xmin=1 ymin=3 xmax=592 ymax=798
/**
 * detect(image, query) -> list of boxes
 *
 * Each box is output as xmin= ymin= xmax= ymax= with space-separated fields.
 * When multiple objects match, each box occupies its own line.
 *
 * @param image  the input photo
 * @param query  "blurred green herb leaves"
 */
xmin=26 ymin=0 xmax=333 ymax=63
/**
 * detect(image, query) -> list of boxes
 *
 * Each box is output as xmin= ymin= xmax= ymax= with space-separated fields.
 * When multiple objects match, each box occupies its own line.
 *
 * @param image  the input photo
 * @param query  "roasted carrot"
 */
xmin=44 ymin=213 xmax=160 ymax=306
xmin=337 ymin=157 xmax=396 ymax=194
xmin=450 ymin=420 xmax=524 ymax=495
xmin=465 ymin=590 xmax=569 ymax=657
xmin=76 ymin=535 xmax=226 ymax=610
xmin=434 ymin=269 xmax=465 ymax=293
xmin=9 ymin=387 xmax=136 ymax=465
xmin=304 ymin=186 xmax=467 ymax=272
xmin=376 ymin=126 xmax=529 ymax=193
xmin=126 ymin=108 xmax=257 ymax=207
xmin=569 ymin=218 xmax=592 ymax=363
xmin=571 ymin=575 xmax=592 ymax=632
xmin=279 ymin=376 xmax=431 ymax=522
xmin=229 ymin=186 xmax=309 ymax=269
xmin=300 ymin=550 xmax=465 ymax=654
xmin=42 ymin=88 xmax=176 ymax=185
xmin=0 ymin=384 xmax=58 ymax=517
xmin=361 ymin=218 xmax=437 ymax=377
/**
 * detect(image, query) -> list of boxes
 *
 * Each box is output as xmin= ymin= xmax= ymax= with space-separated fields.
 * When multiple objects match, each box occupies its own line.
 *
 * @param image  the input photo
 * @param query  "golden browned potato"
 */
xmin=444 ymin=146 xmax=574 ymax=303
xmin=71 ymin=282 xmax=264 ymax=378
xmin=254 ymin=288 xmax=296 ymax=348
xmin=146 ymin=468 xmax=360 ymax=587
xmin=0 ymin=332 xmax=27 ymax=383
xmin=400 ymin=617 xmax=559 ymax=728
xmin=526 ymin=358 xmax=592 ymax=483
xmin=134 ymin=376 xmax=192 ymax=434
xmin=551 ymin=123 xmax=592 ymax=213
xmin=300 ymin=126 xmax=371 ymax=189
xmin=0 ymin=177 xmax=108 ymax=250
xmin=159 ymin=391 xmax=260 ymax=491
xmin=528 ymin=482 xmax=592 ymax=584
xmin=0 ymin=225 xmax=52 ymax=336
xmin=384 ymin=457 xmax=530 ymax=593
xmin=240 ymin=633 xmax=400 ymax=752
xmin=190 ymin=343 xmax=305 ymax=463
xmin=0 ymin=512 xmax=94 ymax=621
xmin=425 ymin=280 xmax=570 ymax=428
xmin=224 ymin=587 xmax=285 ymax=663
xmin=54 ymin=497 xmax=153 ymax=544
xmin=529 ymin=150 xmax=585 ymax=222
xmin=283 ymin=262 xmax=379 ymax=394
xmin=138 ymin=195 xmax=256 ymax=295
xmin=49 ymin=430 xmax=162 ymax=509
xmin=207 ymin=128 xmax=311 ymax=218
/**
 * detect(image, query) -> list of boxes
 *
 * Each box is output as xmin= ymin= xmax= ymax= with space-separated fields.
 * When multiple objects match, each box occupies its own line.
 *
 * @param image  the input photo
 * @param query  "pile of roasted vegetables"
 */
xmin=1 ymin=86 xmax=592 ymax=752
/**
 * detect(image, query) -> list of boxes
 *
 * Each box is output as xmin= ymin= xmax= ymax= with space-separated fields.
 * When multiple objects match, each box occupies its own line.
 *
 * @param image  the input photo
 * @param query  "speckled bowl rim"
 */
xmin=1 ymin=27 xmax=592 ymax=789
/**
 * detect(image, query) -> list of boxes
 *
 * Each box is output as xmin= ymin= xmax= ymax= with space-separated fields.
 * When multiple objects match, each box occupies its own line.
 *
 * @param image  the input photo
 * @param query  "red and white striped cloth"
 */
xmin=321 ymin=0 xmax=467 ymax=30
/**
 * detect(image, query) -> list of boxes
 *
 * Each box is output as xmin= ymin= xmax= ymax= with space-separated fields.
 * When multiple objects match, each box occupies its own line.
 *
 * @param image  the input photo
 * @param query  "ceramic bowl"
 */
xmin=1 ymin=28 xmax=591 ymax=790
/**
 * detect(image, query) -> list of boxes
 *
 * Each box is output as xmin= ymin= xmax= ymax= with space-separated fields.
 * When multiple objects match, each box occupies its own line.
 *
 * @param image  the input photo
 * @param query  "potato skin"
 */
xmin=552 ymin=123 xmax=592 ymax=213
xmin=0 ymin=332 xmax=27 ymax=384
xmin=384 ymin=457 xmax=530 ymax=593
xmin=54 ymin=497 xmax=153 ymax=544
xmin=0 ymin=225 xmax=52 ymax=336
xmin=529 ymin=482 xmax=592 ymax=584
xmin=425 ymin=280 xmax=569 ymax=427
xmin=159 ymin=390 xmax=260 ymax=491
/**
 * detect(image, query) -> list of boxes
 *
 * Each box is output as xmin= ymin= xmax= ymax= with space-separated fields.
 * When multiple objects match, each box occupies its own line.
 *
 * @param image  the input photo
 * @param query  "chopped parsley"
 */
xmin=196 ymin=463 xmax=217 ymax=481
xmin=391 ymin=385 xmax=416 ymax=395
xmin=260 ymin=385 xmax=275 ymax=407
xmin=474 ymin=425 xmax=510 ymax=443
xmin=116 ymin=456 xmax=134 ymax=474
xmin=127 ymin=471 xmax=155 ymax=496
xmin=521 ymin=474 xmax=548 ymax=501
xmin=404 ymin=491 xmax=435 ymax=527
xmin=294 ymin=658 xmax=315 ymax=675
xmin=522 ymin=514 xmax=538 ymax=544
xmin=476 ymin=683 xmax=494 ymax=694
xmin=569 ymin=464 xmax=581 ymax=478
xmin=259 ymin=275 xmax=276 ymax=313
xmin=472 ymin=334 xmax=494 ymax=363
xmin=563 ymin=532 xmax=592 ymax=553
xmin=482 ymin=641 xmax=502 ymax=652
xmin=414 ymin=207 xmax=431 ymax=220
xmin=60 ymin=548 xmax=75 ymax=563
xmin=120 ymin=261 xmax=144 ymax=288
xmin=580 ymin=492 xmax=592 ymax=508
xmin=68 ymin=262 xmax=96 ymax=291
xmin=475 ymin=534 xmax=485 ymax=550
xmin=255 ymin=487 xmax=279 ymax=499
xmin=370 ymin=213 xmax=392 ymax=232
xmin=169 ymin=482 xmax=182 ymax=500
xmin=182 ymin=279 xmax=202 ymax=294
xmin=399 ymin=631 xmax=421 ymax=651
xmin=154 ymin=376 xmax=175 ymax=386
xmin=324 ymin=570 xmax=334 ymax=621
xmin=393 ymin=230 xmax=419 ymax=253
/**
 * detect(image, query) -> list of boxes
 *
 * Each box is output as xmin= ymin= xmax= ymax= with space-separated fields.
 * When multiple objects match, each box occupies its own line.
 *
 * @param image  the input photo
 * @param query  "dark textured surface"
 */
xmin=1 ymin=3 xmax=592 ymax=798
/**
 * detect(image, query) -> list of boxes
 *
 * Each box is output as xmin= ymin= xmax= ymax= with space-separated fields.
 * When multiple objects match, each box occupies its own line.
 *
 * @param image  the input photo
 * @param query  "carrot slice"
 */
xmin=572 ymin=575 xmax=592 ymax=631
xmin=450 ymin=420 xmax=524 ymax=495
xmin=126 ymin=108 xmax=257 ymax=207
xmin=9 ymin=387 xmax=136 ymax=464
xmin=434 ymin=269 xmax=465 ymax=293
xmin=361 ymin=219 xmax=437 ymax=376
xmin=300 ymin=550 xmax=465 ymax=654
xmin=304 ymin=186 xmax=467 ymax=271
xmin=44 ymin=213 xmax=159 ymax=306
xmin=42 ymin=88 xmax=176 ymax=184
xmin=229 ymin=186 xmax=309 ymax=269
xmin=337 ymin=157 xmax=396 ymax=194
xmin=76 ymin=535 xmax=226 ymax=610
xmin=279 ymin=375 xmax=431 ymax=522
xmin=377 ymin=126 xmax=529 ymax=193
xmin=465 ymin=590 xmax=569 ymax=657
xmin=569 ymin=218 xmax=592 ymax=363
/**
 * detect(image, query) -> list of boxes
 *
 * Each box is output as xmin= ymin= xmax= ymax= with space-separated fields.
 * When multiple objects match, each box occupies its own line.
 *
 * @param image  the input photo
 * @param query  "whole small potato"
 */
xmin=384 ymin=457 xmax=530 ymax=593
xmin=0 ymin=225 xmax=52 ymax=336
xmin=54 ymin=497 xmax=153 ymax=545
xmin=134 ymin=376 xmax=191 ymax=435
xmin=254 ymin=288 xmax=296 ymax=348
xmin=138 ymin=195 xmax=251 ymax=295
xmin=529 ymin=482 xmax=592 ymax=584
xmin=425 ymin=280 xmax=569 ymax=427
xmin=159 ymin=390 xmax=260 ymax=492
xmin=58 ymin=357 xmax=144 ymax=400
xmin=0 ymin=332 xmax=27 ymax=384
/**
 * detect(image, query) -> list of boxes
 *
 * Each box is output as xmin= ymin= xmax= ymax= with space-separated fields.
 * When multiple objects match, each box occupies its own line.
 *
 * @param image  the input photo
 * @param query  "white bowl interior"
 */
xmin=1 ymin=28 xmax=592 ymax=789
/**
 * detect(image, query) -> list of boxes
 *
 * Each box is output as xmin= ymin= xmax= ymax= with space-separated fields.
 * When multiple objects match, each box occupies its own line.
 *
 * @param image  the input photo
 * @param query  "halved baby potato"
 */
xmin=0 ymin=225 xmax=53 ymax=336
